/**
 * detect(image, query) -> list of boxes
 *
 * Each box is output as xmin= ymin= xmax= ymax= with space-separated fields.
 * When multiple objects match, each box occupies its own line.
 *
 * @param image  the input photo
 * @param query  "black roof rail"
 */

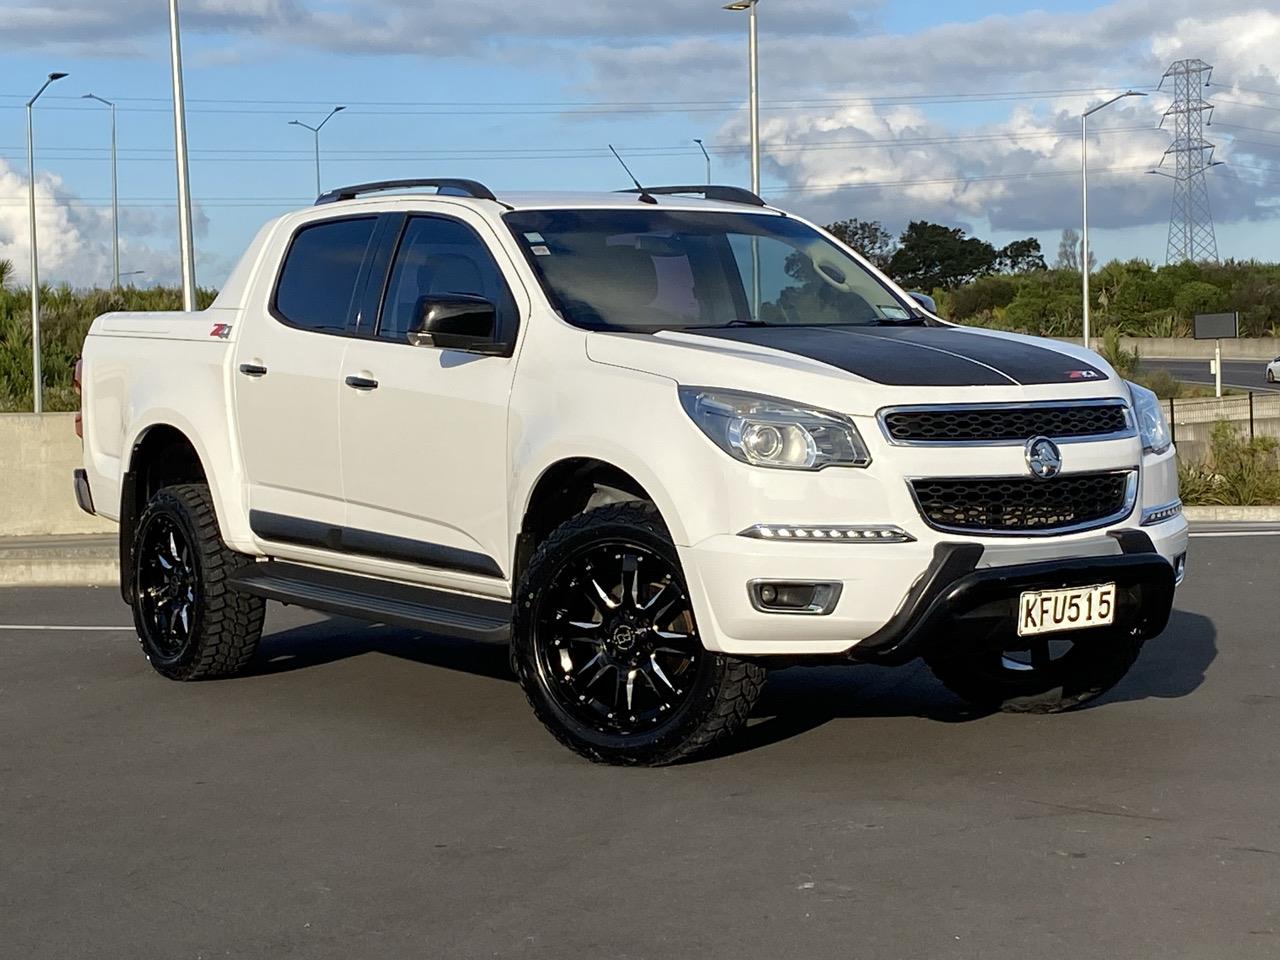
xmin=616 ymin=184 xmax=767 ymax=207
xmin=315 ymin=178 xmax=500 ymax=205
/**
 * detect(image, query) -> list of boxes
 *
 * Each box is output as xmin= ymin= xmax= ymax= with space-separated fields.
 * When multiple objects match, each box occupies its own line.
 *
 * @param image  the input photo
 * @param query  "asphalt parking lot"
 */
xmin=1 ymin=533 xmax=1276 ymax=959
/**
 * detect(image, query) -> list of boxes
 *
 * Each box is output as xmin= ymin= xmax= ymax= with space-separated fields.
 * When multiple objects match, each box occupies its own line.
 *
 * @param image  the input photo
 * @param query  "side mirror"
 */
xmin=408 ymin=294 xmax=502 ymax=354
xmin=907 ymin=291 xmax=937 ymax=314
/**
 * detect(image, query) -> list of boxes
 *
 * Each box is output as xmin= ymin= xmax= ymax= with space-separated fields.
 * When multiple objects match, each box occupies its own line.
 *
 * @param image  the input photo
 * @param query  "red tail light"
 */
xmin=73 ymin=357 xmax=83 ymax=439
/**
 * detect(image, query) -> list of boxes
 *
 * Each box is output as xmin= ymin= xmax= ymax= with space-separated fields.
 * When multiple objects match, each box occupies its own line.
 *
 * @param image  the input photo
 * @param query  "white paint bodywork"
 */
xmin=80 ymin=191 xmax=1188 ymax=654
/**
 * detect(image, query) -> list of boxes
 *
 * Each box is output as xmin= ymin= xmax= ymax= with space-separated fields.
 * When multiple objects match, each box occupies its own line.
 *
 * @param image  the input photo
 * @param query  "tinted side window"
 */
xmin=274 ymin=217 xmax=377 ymax=332
xmin=379 ymin=216 xmax=517 ymax=344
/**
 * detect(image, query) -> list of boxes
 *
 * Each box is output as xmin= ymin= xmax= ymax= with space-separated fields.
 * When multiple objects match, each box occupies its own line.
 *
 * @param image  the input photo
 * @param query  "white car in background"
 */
xmin=1267 ymin=357 xmax=1280 ymax=383
xmin=75 ymin=178 xmax=1187 ymax=765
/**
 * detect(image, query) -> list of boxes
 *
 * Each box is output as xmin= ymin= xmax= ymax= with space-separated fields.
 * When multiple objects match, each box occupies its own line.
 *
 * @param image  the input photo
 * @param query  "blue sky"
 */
xmin=1 ymin=0 xmax=1278 ymax=287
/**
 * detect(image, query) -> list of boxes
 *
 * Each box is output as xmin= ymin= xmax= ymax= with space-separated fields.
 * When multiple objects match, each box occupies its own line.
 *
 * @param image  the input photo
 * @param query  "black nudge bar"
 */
xmin=847 ymin=530 xmax=1177 ymax=665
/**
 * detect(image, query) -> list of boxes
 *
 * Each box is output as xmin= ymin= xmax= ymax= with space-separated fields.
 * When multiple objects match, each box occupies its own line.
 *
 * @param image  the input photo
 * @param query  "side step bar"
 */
xmin=229 ymin=560 xmax=512 ymax=642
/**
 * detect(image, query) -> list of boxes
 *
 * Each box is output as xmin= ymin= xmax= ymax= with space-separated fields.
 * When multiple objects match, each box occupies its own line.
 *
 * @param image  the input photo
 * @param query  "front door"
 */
xmin=234 ymin=215 xmax=378 ymax=540
xmin=339 ymin=212 xmax=525 ymax=583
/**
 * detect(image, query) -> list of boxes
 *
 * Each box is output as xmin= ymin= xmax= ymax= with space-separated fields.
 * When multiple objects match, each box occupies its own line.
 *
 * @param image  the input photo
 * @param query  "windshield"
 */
xmin=504 ymin=208 xmax=919 ymax=332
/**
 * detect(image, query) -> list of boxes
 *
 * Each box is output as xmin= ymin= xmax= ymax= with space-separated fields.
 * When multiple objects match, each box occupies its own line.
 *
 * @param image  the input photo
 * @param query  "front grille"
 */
xmin=910 ymin=471 xmax=1134 ymax=534
xmin=882 ymin=402 xmax=1131 ymax=444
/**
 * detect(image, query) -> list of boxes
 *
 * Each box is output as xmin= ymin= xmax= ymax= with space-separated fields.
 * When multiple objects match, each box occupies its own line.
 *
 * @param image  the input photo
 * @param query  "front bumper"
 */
xmin=843 ymin=530 xmax=1176 ymax=665
xmin=679 ymin=516 xmax=1187 ymax=658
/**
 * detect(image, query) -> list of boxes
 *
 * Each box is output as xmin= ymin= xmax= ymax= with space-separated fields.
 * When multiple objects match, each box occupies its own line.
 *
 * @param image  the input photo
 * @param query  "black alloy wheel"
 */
xmin=514 ymin=502 xmax=766 ymax=765
xmin=131 ymin=484 xmax=265 ymax=680
xmin=532 ymin=541 xmax=702 ymax=735
xmin=136 ymin=513 xmax=199 ymax=660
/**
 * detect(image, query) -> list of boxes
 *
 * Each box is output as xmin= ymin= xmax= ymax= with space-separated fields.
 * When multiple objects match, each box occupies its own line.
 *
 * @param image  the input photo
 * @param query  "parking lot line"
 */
xmin=1189 ymin=530 xmax=1280 ymax=538
xmin=0 ymin=624 xmax=135 ymax=632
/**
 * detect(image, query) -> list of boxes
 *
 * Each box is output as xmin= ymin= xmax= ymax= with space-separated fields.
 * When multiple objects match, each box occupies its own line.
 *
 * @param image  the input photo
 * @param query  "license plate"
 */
xmin=1017 ymin=583 xmax=1116 ymax=636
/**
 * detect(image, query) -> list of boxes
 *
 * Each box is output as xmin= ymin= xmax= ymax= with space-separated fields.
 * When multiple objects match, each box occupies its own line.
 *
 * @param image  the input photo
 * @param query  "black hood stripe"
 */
xmin=680 ymin=325 xmax=1103 ymax=387
xmin=830 ymin=328 xmax=1020 ymax=385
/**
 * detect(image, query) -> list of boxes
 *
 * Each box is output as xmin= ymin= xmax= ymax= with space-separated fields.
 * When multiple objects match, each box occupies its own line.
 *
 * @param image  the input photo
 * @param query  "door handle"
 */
xmin=344 ymin=375 xmax=379 ymax=391
xmin=238 ymin=363 xmax=268 ymax=378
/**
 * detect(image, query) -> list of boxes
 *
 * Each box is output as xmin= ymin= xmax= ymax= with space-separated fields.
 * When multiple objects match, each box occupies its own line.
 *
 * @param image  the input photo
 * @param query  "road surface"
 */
xmin=1141 ymin=356 xmax=1279 ymax=393
xmin=0 ymin=533 xmax=1276 ymax=959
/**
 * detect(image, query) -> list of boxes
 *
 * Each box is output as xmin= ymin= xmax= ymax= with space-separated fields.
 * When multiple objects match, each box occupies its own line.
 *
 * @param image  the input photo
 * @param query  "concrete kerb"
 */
xmin=0 ymin=535 xmax=119 ymax=587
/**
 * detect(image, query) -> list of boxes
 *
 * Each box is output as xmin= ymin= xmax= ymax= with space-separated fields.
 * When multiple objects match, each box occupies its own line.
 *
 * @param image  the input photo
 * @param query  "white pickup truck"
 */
xmin=76 ymin=179 xmax=1187 ymax=765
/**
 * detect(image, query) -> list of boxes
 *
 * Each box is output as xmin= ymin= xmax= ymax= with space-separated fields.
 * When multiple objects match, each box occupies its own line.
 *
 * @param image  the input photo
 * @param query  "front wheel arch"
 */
xmin=514 ymin=457 xmax=667 ymax=585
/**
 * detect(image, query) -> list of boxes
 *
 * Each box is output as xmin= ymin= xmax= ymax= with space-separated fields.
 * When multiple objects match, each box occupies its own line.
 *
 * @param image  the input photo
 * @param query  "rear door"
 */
xmin=338 ymin=211 xmax=525 ymax=584
xmin=233 ymin=215 xmax=378 ymax=542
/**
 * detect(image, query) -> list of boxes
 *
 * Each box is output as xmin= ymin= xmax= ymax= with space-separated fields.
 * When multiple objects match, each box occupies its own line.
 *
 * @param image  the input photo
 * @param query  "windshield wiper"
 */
xmin=684 ymin=319 xmax=771 ymax=329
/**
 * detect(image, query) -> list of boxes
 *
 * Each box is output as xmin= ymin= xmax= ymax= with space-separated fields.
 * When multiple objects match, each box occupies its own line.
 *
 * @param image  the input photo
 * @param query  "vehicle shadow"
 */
xmin=247 ymin=615 xmax=514 ymax=683
xmin=705 ymin=608 xmax=1218 ymax=759
xmin=243 ymin=606 xmax=1216 ymax=758
xmin=1089 ymin=609 xmax=1217 ymax=706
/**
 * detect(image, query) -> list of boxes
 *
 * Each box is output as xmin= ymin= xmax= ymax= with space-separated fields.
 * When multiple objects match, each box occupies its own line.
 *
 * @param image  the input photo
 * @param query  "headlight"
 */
xmin=1127 ymin=381 xmax=1172 ymax=455
xmin=678 ymin=387 xmax=870 ymax=470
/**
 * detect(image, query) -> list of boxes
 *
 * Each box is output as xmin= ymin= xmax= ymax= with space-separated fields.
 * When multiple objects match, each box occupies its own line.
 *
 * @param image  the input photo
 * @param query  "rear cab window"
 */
xmin=272 ymin=217 xmax=378 ymax=333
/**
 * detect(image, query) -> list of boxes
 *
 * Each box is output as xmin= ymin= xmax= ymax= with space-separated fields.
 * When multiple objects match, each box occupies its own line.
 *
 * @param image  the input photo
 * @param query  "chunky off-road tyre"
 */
xmin=924 ymin=633 xmax=1145 ymax=714
xmin=514 ymin=502 xmax=765 ymax=765
xmin=131 ymin=483 xmax=265 ymax=681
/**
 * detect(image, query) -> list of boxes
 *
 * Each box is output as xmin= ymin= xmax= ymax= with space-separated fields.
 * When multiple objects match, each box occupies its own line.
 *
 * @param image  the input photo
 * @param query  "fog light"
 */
xmin=750 ymin=581 xmax=841 ymax=615
xmin=1174 ymin=552 xmax=1187 ymax=586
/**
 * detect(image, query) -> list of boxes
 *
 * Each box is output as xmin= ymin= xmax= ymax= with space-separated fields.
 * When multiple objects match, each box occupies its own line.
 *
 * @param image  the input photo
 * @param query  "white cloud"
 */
xmin=0 ymin=0 xmax=876 ymax=53
xmin=0 ymin=158 xmax=206 ymax=287
xmin=688 ymin=4 xmax=1280 ymax=236
xmin=2 ymin=0 xmax=1279 ymax=264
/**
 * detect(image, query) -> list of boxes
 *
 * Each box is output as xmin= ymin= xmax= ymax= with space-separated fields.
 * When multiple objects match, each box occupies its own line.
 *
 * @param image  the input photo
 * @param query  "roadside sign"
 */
xmin=1194 ymin=312 xmax=1238 ymax=398
xmin=1194 ymin=312 xmax=1239 ymax=340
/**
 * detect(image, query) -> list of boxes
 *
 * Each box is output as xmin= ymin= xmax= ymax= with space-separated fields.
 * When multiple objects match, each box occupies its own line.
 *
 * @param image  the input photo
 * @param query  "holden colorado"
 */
xmin=75 ymin=179 xmax=1187 ymax=765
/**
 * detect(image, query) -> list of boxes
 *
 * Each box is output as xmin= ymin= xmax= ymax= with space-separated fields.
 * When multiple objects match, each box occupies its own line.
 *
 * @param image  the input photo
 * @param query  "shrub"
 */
xmin=0 ymin=285 xmax=215 ymax=411
xmin=1098 ymin=328 xmax=1139 ymax=379
xmin=949 ymin=275 xmax=1018 ymax=320
xmin=1131 ymin=368 xmax=1182 ymax=399
xmin=1178 ymin=420 xmax=1280 ymax=506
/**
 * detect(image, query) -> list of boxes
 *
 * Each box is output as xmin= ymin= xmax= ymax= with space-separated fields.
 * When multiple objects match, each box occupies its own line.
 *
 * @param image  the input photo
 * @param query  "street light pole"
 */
xmin=26 ymin=70 xmax=67 ymax=414
xmin=1081 ymin=89 xmax=1146 ymax=348
xmin=723 ymin=1 xmax=762 ymax=314
xmin=723 ymin=0 xmax=760 ymax=195
xmin=168 ymin=0 xmax=197 ymax=312
xmin=289 ymin=106 xmax=345 ymax=197
xmin=83 ymin=94 xmax=119 ymax=289
xmin=693 ymin=139 xmax=711 ymax=184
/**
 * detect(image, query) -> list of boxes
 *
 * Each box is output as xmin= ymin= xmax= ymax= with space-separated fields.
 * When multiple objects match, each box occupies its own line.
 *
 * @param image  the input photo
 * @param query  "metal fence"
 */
xmin=1168 ymin=393 xmax=1280 ymax=461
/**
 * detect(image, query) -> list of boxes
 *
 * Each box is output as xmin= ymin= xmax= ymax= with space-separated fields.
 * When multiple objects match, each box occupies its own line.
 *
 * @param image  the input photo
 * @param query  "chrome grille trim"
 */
xmin=907 ymin=469 xmax=1139 ymax=537
xmin=877 ymin=398 xmax=1136 ymax=447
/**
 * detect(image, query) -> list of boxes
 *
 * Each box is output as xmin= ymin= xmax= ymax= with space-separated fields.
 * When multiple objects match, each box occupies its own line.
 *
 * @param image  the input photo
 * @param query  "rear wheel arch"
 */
xmin=120 ymin=424 xmax=213 ymax=603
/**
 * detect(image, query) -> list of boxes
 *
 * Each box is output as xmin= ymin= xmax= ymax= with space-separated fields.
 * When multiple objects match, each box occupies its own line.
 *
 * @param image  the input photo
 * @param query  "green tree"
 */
xmin=1173 ymin=280 xmax=1225 ymax=319
xmin=888 ymin=221 xmax=998 ymax=291
xmin=1054 ymin=228 xmax=1095 ymax=273
xmin=995 ymin=237 xmax=1046 ymax=273
xmin=0 ymin=259 xmax=11 ymax=290
xmin=824 ymin=218 xmax=896 ymax=271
